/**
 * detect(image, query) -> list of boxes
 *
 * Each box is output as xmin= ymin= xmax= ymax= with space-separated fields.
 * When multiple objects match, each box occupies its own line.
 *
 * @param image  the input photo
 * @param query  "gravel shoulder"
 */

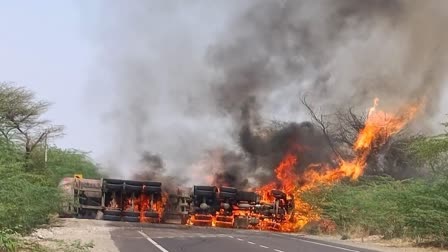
xmin=27 ymin=218 xmax=119 ymax=252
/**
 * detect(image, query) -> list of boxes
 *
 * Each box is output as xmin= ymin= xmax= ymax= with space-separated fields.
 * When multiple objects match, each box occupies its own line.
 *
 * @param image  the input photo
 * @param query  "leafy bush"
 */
xmin=302 ymin=176 xmax=448 ymax=246
xmin=30 ymin=147 xmax=101 ymax=185
xmin=0 ymin=140 xmax=99 ymax=235
xmin=0 ymin=176 xmax=61 ymax=233
xmin=0 ymin=229 xmax=20 ymax=252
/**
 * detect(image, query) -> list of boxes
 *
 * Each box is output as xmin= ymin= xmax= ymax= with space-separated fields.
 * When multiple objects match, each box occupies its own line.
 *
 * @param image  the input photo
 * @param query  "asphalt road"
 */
xmin=109 ymin=223 xmax=379 ymax=252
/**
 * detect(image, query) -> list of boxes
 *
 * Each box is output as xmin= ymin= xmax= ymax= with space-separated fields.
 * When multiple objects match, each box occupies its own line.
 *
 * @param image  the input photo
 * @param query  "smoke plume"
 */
xmin=204 ymin=0 xmax=448 ymax=186
xmin=132 ymin=151 xmax=187 ymax=193
xmin=88 ymin=0 xmax=448 ymax=187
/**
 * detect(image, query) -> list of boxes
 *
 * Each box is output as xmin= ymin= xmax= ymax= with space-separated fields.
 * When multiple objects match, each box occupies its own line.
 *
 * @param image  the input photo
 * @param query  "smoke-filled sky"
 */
xmin=1 ymin=1 xmax=448 ymax=184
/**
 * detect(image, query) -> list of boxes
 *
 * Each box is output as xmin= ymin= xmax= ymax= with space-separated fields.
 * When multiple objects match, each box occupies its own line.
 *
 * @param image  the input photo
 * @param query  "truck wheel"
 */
xmin=105 ymin=183 xmax=123 ymax=191
xmin=219 ymin=186 xmax=237 ymax=193
xmin=143 ymin=186 xmax=162 ymax=193
xmin=104 ymin=209 xmax=121 ymax=216
xmin=124 ymin=184 xmax=142 ymax=192
xmin=219 ymin=191 xmax=237 ymax=199
xmin=122 ymin=211 xmax=140 ymax=217
xmin=103 ymin=215 xmax=121 ymax=221
xmin=194 ymin=190 xmax=216 ymax=197
xmin=123 ymin=216 xmax=140 ymax=222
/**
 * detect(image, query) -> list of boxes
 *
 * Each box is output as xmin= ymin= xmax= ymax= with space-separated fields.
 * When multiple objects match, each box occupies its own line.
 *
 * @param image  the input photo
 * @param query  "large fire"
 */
xmin=255 ymin=98 xmax=422 ymax=232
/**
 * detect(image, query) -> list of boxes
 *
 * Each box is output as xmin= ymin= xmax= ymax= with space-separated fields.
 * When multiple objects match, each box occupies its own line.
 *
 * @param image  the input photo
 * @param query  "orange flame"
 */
xmin=255 ymin=98 xmax=423 ymax=232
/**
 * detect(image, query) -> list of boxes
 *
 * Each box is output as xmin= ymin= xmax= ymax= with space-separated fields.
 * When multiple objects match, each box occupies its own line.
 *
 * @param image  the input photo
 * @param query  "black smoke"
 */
xmin=206 ymin=0 xmax=448 ymax=187
xmin=132 ymin=151 xmax=186 ymax=193
xmin=90 ymin=0 xmax=448 ymax=186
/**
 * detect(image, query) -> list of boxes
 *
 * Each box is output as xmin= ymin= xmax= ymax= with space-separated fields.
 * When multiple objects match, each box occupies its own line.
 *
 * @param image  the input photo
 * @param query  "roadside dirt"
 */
xmin=298 ymin=234 xmax=448 ymax=252
xmin=27 ymin=218 xmax=119 ymax=252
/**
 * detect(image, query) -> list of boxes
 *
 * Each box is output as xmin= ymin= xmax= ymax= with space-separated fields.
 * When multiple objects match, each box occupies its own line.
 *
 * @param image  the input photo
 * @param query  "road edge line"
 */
xmin=138 ymin=230 xmax=169 ymax=252
xmin=296 ymin=238 xmax=360 ymax=252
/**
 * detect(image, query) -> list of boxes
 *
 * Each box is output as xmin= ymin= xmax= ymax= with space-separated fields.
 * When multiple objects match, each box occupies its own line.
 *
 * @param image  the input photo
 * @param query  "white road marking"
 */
xmin=138 ymin=231 xmax=169 ymax=252
xmin=296 ymin=238 xmax=361 ymax=252
xmin=228 ymin=235 xmax=234 ymax=238
xmin=274 ymin=249 xmax=284 ymax=252
xmin=259 ymin=245 xmax=269 ymax=248
xmin=247 ymin=241 xmax=255 ymax=244
xmin=237 ymin=238 xmax=244 ymax=241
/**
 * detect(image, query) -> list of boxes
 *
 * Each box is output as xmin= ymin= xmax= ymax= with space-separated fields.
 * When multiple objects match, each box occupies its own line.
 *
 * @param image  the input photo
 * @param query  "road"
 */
xmin=109 ymin=223 xmax=378 ymax=252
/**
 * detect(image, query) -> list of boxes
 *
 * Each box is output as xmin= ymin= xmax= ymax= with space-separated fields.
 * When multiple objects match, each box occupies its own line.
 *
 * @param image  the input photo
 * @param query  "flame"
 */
xmin=120 ymin=187 xmax=167 ymax=223
xmin=253 ymin=98 xmax=423 ymax=232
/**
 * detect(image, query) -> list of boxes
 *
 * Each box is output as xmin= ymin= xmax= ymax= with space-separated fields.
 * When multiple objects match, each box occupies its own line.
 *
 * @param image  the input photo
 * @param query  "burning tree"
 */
xmin=252 ymin=97 xmax=424 ymax=231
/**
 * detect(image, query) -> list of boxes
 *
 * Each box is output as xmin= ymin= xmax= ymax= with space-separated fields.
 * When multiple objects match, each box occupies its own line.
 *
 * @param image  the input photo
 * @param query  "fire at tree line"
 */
xmin=60 ymin=98 xmax=427 ymax=232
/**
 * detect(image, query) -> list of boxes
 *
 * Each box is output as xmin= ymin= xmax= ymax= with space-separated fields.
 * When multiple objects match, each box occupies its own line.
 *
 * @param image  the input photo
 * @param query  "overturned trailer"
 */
xmin=255 ymin=189 xmax=295 ymax=230
xmin=215 ymin=186 xmax=238 ymax=227
xmin=162 ymin=188 xmax=191 ymax=224
xmin=189 ymin=186 xmax=219 ymax=226
xmin=233 ymin=190 xmax=260 ymax=228
xmin=59 ymin=177 xmax=164 ymax=223
xmin=58 ymin=177 xmax=103 ymax=218
xmin=102 ymin=179 xmax=163 ymax=222
xmin=186 ymin=185 xmax=295 ymax=230
xmin=59 ymin=176 xmax=295 ymax=230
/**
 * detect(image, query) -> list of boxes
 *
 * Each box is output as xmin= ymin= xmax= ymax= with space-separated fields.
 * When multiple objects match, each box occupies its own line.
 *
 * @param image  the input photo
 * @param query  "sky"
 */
xmin=0 ymin=1 xmax=243 ymax=165
xmin=1 ymin=1 xmax=448 ymax=169
xmin=0 ymin=1 xmax=104 ymax=156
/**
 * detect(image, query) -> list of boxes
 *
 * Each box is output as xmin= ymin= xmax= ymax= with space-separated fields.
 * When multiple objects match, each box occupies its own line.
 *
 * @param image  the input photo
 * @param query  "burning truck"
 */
xmin=59 ymin=176 xmax=168 ymax=222
xmin=187 ymin=185 xmax=295 ymax=230
xmin=102 ymin=179 xmax=164 ymax=222
xmin=59 ymin=175 xmax=295 ymax=231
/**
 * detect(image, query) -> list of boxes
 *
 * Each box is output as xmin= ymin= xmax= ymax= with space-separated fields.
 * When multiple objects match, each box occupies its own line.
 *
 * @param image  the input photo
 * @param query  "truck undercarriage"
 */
xmin=59 ymin=176 xmax=295 ymax=231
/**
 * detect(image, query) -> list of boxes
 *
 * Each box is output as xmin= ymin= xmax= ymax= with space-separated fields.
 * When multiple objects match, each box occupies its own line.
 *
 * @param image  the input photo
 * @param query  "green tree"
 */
xmin=407 ymin=120 xmax=448 ymax=175
xmin=30 ymin=146 xmax=101 ymax=185
xmin=0 ymin=82 xmax=63 ymax=162
xmin=0 ymin=83 xmax=101 ymax=240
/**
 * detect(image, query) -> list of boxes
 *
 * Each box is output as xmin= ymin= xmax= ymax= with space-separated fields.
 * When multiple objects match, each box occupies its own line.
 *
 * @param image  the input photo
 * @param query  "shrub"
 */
xmin=302 ymin=176 xmax=448 ymax=246
xmin=0 ymin=176 xmax=61 ymax=234
xmin=0 ymin=229 xmax=20 ymax=252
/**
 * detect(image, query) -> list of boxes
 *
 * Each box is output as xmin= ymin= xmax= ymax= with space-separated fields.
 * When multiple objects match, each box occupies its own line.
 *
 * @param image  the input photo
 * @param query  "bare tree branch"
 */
xmin=300 ymin=95 xmax=341 ymax=159
xmin=0 ymin=82 xmax=64 ymax=158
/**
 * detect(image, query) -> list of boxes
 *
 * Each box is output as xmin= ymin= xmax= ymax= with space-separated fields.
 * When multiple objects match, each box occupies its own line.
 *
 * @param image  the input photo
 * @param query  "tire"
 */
xmin=124 ymin=184 xmax=142 ymax=192
xmin=219 ymin=191 xmax=237 ymax=199
xmin=143 ymin=182 xmax=162 ymax=187
xmin=104 ymin=209 xmax=121 ymax=216
xmin=194 ymin=185 xmax=217 ymax=197
xmin=124 ymin=180 xmax=144 ymax=186
xmin=194 ymin=186 xmax=217 ymax=192
xmin=103 ymin=215 xmax=121 ymax=221
xmin=105 ymin=183 xmax=123 ymax=191
xmin=219 ymin=186 xmax=237 ymax=193
xmin=104 ymin=179 xmax=124 ymax=184
xmin=144 ymin=211 xmax=159 ymax=218
xmin=122 ymin=211 xmax=140 ymax=217
xmin=122 ymin=216 xmax=140 ymax=222
xmin=143 ymin=186 xmax=162 ymax=193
